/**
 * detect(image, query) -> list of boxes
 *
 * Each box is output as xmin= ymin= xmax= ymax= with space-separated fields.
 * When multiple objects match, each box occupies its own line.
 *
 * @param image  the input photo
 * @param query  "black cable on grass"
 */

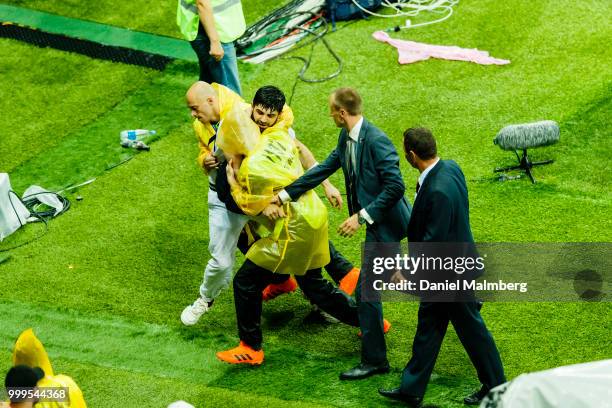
xmin=22 ymin=191 xmax=71 ymax=219
xmin=238 ymin=10 xmax=343 ymax=105
xmin=0 ymin=217 xmax=47 ymax=253
xmin=282 ymin=27 xmax=343 ymax=105
xmin=105 ymin=156 xmax=134 ymax=171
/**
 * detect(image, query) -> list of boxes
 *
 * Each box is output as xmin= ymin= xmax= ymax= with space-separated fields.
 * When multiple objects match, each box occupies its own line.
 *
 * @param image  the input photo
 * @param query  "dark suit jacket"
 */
xmin=408 ymin=160 xmax=482 ymax=290
xmin=408 ymin=160 xmax=474 ymax=243
xmin=285 ymin=118 xmax=411 ymax=242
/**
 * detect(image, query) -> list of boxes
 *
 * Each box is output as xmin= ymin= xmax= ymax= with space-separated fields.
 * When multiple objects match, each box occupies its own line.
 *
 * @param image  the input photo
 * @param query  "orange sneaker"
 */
xmin=262 ymin=276 xmax=298 ymax=301
xmin=338 ymin=267 xmax=360 ymax=295
xmin=216 ymin=341 xmax=264 ymax=365
xmin=357 ymin=319 xmax=391 ymax=338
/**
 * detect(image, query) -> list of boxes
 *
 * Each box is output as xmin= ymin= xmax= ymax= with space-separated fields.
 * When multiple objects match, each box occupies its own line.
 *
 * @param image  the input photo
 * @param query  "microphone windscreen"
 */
xmin=494 ymin=120 xmax=560 ymax=150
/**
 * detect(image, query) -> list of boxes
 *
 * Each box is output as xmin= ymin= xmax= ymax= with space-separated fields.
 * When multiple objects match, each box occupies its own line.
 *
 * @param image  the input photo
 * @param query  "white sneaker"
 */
xmin=180 ymin=297 xmax=211 ymax=326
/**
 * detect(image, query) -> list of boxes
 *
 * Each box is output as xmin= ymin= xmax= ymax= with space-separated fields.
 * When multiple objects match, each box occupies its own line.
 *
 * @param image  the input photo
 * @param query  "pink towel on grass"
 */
xmin=373 ymin=31 xmax=510 ymax=66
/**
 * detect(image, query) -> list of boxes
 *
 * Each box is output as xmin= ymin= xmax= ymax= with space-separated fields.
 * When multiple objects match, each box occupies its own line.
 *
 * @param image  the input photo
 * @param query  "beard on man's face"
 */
xmin=252 ymin=115 xmax=277 ymax=131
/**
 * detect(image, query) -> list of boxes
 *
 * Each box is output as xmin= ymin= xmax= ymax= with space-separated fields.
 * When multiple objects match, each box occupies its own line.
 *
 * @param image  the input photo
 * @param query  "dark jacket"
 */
xmin=408 ymin=160 xmax=474 ymax=243
xmin=408 ymin=160 xmax=482 ymax=292
xmin=286 ymin=118 xmax=411 ymax=242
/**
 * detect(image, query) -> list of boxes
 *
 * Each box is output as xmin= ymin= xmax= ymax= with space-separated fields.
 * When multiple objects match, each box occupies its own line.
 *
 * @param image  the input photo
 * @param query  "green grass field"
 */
xmin=1 ymin=0 xmax=611 ymax=407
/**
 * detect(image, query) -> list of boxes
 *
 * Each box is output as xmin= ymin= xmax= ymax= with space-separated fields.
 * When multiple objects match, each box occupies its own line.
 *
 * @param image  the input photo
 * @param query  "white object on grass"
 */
xmin=23 ymin=185 xmax=65 ymax=220
xmin=0 ymin=173 xmax=30 ymax=241
xmin=481 ymin=359 xmax=612 ymax=408
xmin=167 ymin=401 xmax=195 ymax=408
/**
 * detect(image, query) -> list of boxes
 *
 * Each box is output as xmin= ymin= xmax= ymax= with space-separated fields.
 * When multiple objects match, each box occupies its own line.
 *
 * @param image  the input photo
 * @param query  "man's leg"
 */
xmin=448 ymin=302 xmax=506 ymax=391
xmin=236 ymin=223 xmax=297 ymax=302
xmin=322 ymin=242 xmax=358 ymax=296
xmin=189 ymin=25 xmax=241 ymax=95
xmin=339 ymin=229 xmax=391 ymax=380
xmin=399 ymin=302 xmax=449 ymax=398
xmin=219 ymin=42 xmax=242 ymax=95
xmin=264 ymin=241 xmax=357 ymax=303
xmin=324 ymin=241 xmax=354 ymax=283
xmin=189 ymin=25 xmax=216 ymax=83
xmin=181 ymin=189 xmax=248 ymax=325
xmin=354 ymin=274 xmax=387 ymax=365
xmin=216 ymin=259 xmax=274 ymax=365
xmin=262 ymin=274 xmax=298 ymax=301
xmin=233 ymin=260 xmax=275 ymax=348
xmin=295 ymin=269 xmax=360 ymax=327
xmin=199 ymin=190 xmax=249 ymax=301
xmin=356 ymin=229 xmax=388 ymax=365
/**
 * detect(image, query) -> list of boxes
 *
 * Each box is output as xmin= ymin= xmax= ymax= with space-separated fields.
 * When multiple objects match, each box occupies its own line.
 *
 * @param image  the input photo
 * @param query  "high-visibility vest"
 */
xmin=177 ymin=0 xmax=246 ymax=43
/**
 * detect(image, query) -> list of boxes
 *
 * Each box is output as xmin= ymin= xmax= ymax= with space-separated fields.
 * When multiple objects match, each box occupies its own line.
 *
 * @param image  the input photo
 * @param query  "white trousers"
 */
xmin=199 ymin=189 xmax=249 ymax=302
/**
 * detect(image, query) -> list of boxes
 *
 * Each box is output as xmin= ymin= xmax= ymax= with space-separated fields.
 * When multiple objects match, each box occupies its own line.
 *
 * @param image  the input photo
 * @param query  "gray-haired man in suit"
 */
xmin=275 ymin=88 xmax=412 ymax=380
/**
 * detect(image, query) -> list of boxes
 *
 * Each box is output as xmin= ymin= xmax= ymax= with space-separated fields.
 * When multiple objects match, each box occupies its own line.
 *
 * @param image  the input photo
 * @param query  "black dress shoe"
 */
xmin=378 ymin=388 xmax=422 ymax=407
xmin=339 ymin=362 xmax=390 ymax=380
xmin=464 ymin=386 xmax=489 ymax=405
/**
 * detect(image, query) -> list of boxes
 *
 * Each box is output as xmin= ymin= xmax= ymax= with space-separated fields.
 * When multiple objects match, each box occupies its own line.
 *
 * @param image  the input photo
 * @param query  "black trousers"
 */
xmin=355 ymin=228 xmax=391 ymax=365
xmin=325 ymin=240 xmax=354 ymax=283
xmin=400 ymin=301 xmax=506 ymax=397
xmin=233 ymin=259 xmax=360 ymax=350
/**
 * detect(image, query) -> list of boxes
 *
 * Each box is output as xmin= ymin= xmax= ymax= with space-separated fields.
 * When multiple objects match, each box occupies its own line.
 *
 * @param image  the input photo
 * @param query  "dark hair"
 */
xmin=403 ymin=127 xmax=437 ymax=160
xmin=5 ymin=365 xmax=44 ymax=402
xmin=252 ymin=85 xmax=286 ymax=114
xmin=331 ymin=88 xmax=362 ymax=115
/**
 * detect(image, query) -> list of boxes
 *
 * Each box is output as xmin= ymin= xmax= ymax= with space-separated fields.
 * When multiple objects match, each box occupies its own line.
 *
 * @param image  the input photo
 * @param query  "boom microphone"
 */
xmin=494 ymin=120 xmax=560 ymax=151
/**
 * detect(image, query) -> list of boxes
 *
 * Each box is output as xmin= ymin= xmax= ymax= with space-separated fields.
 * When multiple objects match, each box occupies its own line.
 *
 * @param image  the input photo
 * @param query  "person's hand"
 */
xmin=262 ymin=203 xmax=286 ymax=220
xmin=270 ymin=195 xmax=281 ymax=206
xmin=210 ymin=41 xmax=224 ymax=61
xmin=323 ymin=184 xmax=343 ymax=209
xmin=203 ymin=154 xmax=219 ymax=171
xmin=226 ymin=159 xmax=238 ymax=188
xmin=338 ymin=213 xmax=361 ymax=237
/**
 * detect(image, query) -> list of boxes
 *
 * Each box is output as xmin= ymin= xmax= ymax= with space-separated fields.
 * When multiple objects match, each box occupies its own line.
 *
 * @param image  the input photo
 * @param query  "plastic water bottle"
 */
xmin=119 ymin=129 xmax=156 ymax=143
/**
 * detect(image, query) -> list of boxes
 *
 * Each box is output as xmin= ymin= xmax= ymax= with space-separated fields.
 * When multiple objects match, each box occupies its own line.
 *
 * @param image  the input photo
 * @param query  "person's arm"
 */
xmin=197 ymin=0 xmax=224 ymax=61
xmin=225 ymin=153 xmax=243 ymax=174
xmin=294 ymin=139 xmax=342 ymax=208
xmin=278 ymin=147 xmax=342 ymax=203
xmin=362 ymin=135 xmax=406 ymax=223
xmin=294 ymin=138 xmax=317 ymax=170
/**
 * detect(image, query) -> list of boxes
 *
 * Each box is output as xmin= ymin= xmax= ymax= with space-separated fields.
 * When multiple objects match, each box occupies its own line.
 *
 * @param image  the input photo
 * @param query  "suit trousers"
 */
xmin=356 ymin=228 xmax=389 ymax=365
xmin=233 ymin=259 xmax=360 ymax=350
xmin=400 ymin=301 xmax=506 ymax=397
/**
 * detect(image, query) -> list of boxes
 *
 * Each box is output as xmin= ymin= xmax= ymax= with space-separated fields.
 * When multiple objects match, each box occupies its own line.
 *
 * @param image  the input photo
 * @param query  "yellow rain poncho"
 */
xmin=12 ymin=329 xmax=87 ymax=408
xmin=217 ymin=103 xmax=330 ymax=275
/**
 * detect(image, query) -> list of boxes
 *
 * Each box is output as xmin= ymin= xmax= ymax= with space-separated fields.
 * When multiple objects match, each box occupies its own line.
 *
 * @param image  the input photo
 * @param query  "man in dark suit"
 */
xmin=379 ymin=128 xmax=505 ymax=407
xmin=276 ymin=88 xmax=412 ymax=380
